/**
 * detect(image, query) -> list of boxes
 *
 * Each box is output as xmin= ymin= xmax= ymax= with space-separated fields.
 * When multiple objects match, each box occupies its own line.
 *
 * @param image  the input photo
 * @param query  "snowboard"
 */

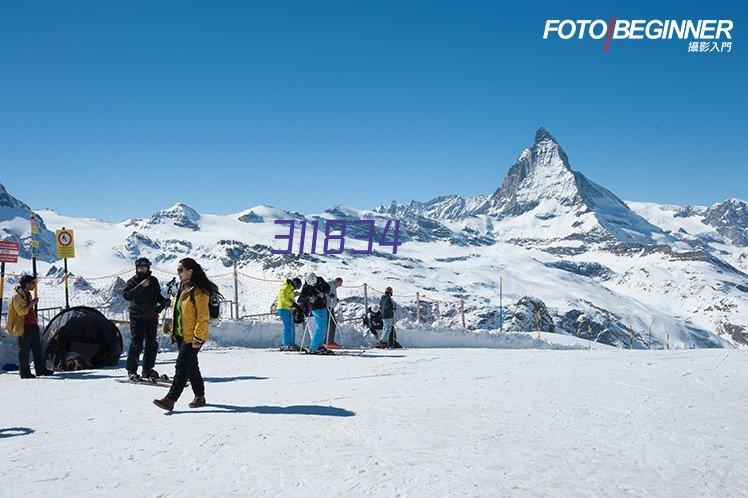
xmin=300 ymin=348 xmax=368 ymax=357
xmin=117 ymin=375 xmax=177 ymax=388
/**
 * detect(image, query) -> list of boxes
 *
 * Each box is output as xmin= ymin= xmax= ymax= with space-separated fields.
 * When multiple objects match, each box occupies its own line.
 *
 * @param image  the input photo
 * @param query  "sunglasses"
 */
xmin=177 ymin=267 xmax=186 ymax=273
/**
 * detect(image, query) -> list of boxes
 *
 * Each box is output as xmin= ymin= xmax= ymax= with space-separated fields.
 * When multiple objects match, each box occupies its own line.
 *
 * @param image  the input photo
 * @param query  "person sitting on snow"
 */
xmin=276 ymin=277 xmax=302 ymax=351
xmin=298 ymin=273 xmax=332 ymax=354
xmin=363 ymin=305 xmax=383 ymax=339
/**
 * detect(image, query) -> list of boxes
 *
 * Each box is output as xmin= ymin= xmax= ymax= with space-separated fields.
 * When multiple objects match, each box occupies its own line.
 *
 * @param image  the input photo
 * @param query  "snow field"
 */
xmin=1 ymin=348 xmax=745 ymax=496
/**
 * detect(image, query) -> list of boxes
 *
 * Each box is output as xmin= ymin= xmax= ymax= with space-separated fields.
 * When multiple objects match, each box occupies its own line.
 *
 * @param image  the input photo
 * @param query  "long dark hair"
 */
xmin=179 ymin=258 xmax=223 ymax=297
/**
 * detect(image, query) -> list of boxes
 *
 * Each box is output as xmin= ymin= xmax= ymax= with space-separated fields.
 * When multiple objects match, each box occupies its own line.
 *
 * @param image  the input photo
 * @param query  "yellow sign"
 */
xmin=55 ymin=229 xmax=76 ymax=259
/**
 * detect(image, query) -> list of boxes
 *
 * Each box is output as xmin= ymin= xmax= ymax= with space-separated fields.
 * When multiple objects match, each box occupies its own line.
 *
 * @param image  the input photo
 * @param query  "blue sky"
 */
xmin=1 ymin=0 xmax=745 ymax=221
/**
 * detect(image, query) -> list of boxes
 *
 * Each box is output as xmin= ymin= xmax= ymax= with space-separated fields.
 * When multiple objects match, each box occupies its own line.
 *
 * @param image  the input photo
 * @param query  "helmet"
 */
xmin=385 ymin=286 xmax=393 ymax=295
xmin=371 ymin=304 xmax=380 ymax=313
xmin=135 ymin=257 xmax=151 ymax=268
xmin=305 ymin=272 xmax=317 ymax=286
xmin=289 ymin=277 xmax=302 ymax=289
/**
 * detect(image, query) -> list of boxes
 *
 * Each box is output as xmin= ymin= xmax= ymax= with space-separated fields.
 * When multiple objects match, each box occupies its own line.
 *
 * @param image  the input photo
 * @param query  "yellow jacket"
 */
xmin=276 ymin=281 xmax=296 ymax=310
xmin=6 ymin=287 xmax=31 ymax=337
xmin=175 ymin=286 xmax=210 ymax=344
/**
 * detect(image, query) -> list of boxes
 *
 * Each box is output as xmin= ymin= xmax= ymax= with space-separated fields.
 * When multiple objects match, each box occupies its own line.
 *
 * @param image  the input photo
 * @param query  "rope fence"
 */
xmin=1 ymin=263 xmax=477 ymax=331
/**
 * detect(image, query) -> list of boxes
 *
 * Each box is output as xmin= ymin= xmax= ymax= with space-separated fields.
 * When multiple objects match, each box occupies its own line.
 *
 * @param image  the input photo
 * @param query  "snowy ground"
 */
xmin=1 ymin=348 xmax=746 ymax=497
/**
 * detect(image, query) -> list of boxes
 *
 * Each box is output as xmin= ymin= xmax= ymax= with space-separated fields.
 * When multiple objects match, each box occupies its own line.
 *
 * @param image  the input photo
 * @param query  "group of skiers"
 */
xmin=4 ymin=256 xmax=400 ymax=411
xmin=275 ymin=273 xmax=402 ymax=354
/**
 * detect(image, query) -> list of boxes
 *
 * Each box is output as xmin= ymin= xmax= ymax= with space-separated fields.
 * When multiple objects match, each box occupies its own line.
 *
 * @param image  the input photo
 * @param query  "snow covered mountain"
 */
xmin=0 ymin=183 xmax=56 ymax=261
xmin=1 ymin=128 xmax=746 ymax=349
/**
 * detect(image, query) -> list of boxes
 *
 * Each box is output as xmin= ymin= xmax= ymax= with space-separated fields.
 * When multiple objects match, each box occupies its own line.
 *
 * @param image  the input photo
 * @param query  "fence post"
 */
xmin=363 ymin=283 xmax=368 ymax=312
xmin=233 ymin=262 xmax=239 ymax=320
xmin=0 ymin=262 xmax=5 ymax=323
xmin=460 ymin=299 xmax=465 ymax=328
xmin=499 ymin=276 xmax=503 ymax=332
xmin=415 ymin=292 xmax=420 ymax=322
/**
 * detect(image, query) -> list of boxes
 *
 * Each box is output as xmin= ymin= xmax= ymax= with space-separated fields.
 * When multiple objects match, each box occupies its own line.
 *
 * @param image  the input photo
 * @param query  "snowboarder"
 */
xmin=298 ymin=272 xmax=332 ymax=354
xmin=153 ymin=258 xmax=219 ymax=411
xmin=5 ymin=275 xmax=52 ymax=378
xmin=378 ymin=286 xmax=397 ymax=348
xmin=276 ymin=277 xmax=302 ymax=351
xmin=122 ymin=257 xmax=170 ymax=383
xmin=325 ymin=277 xmax=343 ymax=349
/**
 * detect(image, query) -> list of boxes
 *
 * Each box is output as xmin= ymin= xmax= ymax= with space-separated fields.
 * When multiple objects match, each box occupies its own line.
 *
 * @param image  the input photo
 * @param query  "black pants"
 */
xmin=127 ymin=318 xmax=159 ymax=376
xmin=326 ymin=309 xmax=337 ymax=344
xmin=18 ymin=324 xmax=45 ymax=376
xmin=167 ymin=338 xmax=205 ymax=402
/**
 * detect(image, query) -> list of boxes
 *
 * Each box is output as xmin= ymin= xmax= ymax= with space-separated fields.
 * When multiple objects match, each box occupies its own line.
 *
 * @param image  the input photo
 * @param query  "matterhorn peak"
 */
xmin=533 ymin=127 xmax=558 ymax=145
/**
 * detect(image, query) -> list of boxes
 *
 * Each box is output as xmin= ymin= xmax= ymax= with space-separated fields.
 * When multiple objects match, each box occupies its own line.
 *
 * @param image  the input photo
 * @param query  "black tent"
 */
xmin=41 ymin=306 xmax=123 ymax=371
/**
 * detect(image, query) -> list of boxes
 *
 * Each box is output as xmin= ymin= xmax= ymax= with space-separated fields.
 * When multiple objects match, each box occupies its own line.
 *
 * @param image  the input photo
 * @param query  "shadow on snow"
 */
xmin=0 ymin=427 xmax=35 ymax=439
xmin=166 ymin=404 xmax=355 ymax=417
xmin=203 ymin=376 xmax=269 ymax=383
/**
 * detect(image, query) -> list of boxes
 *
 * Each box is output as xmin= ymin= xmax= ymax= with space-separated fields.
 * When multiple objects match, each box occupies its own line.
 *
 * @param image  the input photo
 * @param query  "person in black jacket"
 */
xmin=297 ymin=272 xmax=331 ymax=354
xmin=363 ymin=305 xmax=384 ymax=338
xmin=378 ymin=287 xmax=397 ymax=348
xmin=122 ymin=257 xmax=170 ymax=381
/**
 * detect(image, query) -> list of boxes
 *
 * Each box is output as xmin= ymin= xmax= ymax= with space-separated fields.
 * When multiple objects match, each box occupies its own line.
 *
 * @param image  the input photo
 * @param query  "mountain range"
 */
xmin=1 ymin=128 xmax=746 ymax=348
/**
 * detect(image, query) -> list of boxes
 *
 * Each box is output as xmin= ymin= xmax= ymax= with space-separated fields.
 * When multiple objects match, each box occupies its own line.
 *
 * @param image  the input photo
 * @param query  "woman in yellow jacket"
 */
xmin=154 ymin=258 xmax=220 ymax=411
xmin=277 ymin=277 xmax=302 ymax=351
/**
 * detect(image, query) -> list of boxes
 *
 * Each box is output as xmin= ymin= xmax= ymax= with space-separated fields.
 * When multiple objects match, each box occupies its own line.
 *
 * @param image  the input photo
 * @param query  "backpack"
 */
xmin=190 ymin=289 xmax=221 ymax=320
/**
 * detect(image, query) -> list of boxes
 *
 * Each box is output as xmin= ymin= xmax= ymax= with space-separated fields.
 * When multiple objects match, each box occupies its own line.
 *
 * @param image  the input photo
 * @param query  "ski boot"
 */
xmin=375 ymin=341 xmax=389 ymax=349
xmin=280 ymin=344 xmax=301 ymax=352
xmin=128 ymin=372 xmax=142 ymax=383
xmin=325 ymin=342 xmax=342 ymax=350
xmin=142 ymin=370 xmax=160 ymax=383
xmin=307 ymin=346 xmax=333 ymax=355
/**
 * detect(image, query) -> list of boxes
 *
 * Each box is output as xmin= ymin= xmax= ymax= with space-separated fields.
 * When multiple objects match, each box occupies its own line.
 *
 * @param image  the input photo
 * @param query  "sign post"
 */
xmin=30 ymin=213 xmax=40 ymax=300
xmin=0 ymin=240 xmax=20 ymax=327
xmin=55 ymin=228 xmax=76 ymax=309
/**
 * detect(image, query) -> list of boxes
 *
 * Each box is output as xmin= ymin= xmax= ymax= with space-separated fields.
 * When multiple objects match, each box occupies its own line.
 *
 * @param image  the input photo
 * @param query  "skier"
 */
xmin=362 ymin=304 xmax=383 ymax=339
xmin=5 ymin=275 xmax=52 ymax=378
xmin=276 ymin=277 xmax=302 ymax=351
xmin=153 ymin=258 xmax=220 ymax=411
xmin=325 ymin=277 xmax=343 ymax=349
xmin=298 ymin=272 xmax=332 ymax=354
xmin=122 ymin=257 xmax=170 ymax=382
xmin=378 ymin=286 xmax=397 ymax=349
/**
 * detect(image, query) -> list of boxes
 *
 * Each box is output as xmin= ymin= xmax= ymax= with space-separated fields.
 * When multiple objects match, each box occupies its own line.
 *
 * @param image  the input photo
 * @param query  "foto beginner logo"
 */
xmin=543 ymin=18 xmax=734 ymax=53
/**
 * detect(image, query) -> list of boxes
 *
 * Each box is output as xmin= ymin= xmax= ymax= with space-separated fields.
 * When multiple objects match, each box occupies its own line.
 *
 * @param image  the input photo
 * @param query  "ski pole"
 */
xmin=299 ymin=319 xmax=309 ymax=352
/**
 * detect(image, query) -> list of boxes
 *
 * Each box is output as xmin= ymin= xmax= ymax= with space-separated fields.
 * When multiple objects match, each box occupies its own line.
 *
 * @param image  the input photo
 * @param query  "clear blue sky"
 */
xmin=1 ymin=0 xmax=745 ymax=221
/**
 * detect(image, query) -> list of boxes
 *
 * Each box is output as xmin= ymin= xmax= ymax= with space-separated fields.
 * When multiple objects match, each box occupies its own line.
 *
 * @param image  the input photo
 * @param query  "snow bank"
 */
xmin=0 ymin=319 xmax=610 ymax=367
xmin=206 ymin=320 xmax=603 ymax=350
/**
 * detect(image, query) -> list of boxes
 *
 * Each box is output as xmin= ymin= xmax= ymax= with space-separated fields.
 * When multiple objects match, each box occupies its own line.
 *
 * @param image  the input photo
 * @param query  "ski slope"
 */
xmin=2 ymin=348 xmax=745 ymax=496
